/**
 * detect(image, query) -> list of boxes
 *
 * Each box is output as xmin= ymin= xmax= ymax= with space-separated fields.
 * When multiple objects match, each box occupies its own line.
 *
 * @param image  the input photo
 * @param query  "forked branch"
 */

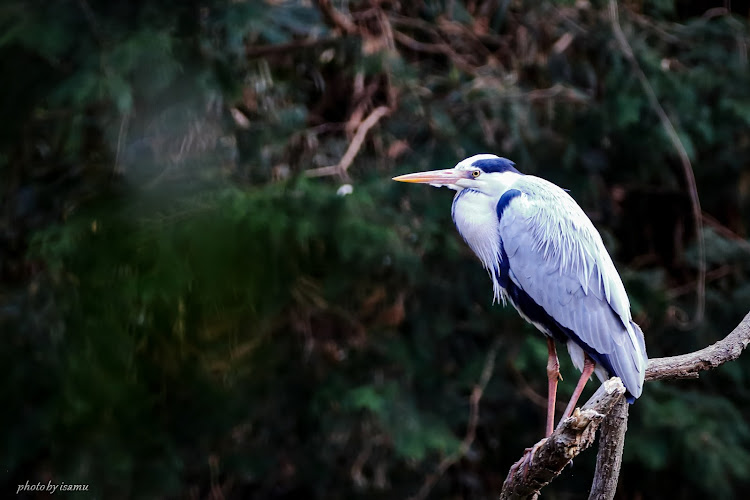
xmin=305 ymin=106 xmax=391 ymax=179
xmin=499 ymin=378 xmax=626 ymax=499
xmin=499 ymin=310 xmax=750 ymax=499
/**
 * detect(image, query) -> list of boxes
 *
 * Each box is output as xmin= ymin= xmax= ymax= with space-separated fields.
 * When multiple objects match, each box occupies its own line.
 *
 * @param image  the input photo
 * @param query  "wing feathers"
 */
xmin=497 ymin=177 xmax=647 ymax=398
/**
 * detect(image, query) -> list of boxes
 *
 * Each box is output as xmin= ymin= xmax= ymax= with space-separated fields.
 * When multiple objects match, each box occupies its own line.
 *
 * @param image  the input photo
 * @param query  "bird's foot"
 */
xmin=508 ymin=437 xmax=548 ymax=482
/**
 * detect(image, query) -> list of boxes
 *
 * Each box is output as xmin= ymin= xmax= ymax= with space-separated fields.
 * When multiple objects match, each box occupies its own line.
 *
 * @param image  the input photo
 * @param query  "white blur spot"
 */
xmin=230 ymin=107 xmax=250 ymax=129
xmin=320 ymin=48 xmax=335 ymax=63
xmin=337 ymin=184 xmax=353 ymax=196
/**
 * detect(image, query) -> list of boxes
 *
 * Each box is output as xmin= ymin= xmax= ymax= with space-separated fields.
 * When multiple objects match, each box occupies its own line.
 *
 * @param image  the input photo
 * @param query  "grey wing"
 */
xmin=499 ymin=193 xmax=647 ymax=398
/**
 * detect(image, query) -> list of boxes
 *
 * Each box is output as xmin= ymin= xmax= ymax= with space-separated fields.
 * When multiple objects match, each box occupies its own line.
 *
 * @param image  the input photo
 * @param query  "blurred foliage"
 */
xmin=2 ymin=0 xmax=750 ymax=498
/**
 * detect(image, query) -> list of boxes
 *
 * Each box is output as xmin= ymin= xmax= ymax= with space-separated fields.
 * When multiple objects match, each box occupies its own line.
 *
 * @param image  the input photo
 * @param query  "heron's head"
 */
xmin=393 ymin=154 xmax=521 ymax=195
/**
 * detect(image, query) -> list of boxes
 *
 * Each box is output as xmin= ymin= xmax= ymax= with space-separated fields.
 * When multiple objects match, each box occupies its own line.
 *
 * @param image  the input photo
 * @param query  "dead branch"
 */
xmin=388 ymin=13 xmax=483 ymax=74
xmin=346 ymin=74 xmax=381 ymax=135
xmin=246 ymin=37 xmax=338 ymax=58
xmin=584 ymin=310 xmax=750 ymax=499
xmin=305 ymin=106 xmax=391 ymax=179
xmin=77 ymin=0 xmax=103 ymax=44
xmin=392 ymin=31 xmax=480 ymax=75
xmin=314 ymin=0 xmax=357 ymax=35
xmin=589 ymin=397 xmax=628 ymax=500
xmin=409 ymin=339 xmax=501 ymax=500
xmin=666 ymin=265 xmax=734 ymax=299
xmin=499 ymin=310 xmax=750 ymax=499
xmin=701 ymin=212 xmax=750 ymax=254
xmin=646 ymin=311 xmax=750 ymax=381
xmin=499 ymin=378 xmax=627 ymax=500
xmin=392 ymin=30 xmax=445 ymax=54
xmin=509 ymin=362 xmax=550 ymax=409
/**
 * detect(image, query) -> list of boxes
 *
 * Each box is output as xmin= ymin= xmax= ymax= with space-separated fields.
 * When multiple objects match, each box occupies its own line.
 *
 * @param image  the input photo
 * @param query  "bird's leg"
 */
xmin=559 ymin=354 xmax=595 ymax=423
xmin=510 ymin=340 xmax=561 ymax=483
xmin=507 ymin=437 xmax=547 ymax=483
xmin=545 ymin=337 xmax=561 ymax=437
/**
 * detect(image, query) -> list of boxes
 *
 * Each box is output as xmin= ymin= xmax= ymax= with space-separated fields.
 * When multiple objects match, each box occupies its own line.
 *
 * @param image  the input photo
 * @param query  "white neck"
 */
xmin=452 ymin=188 xmax=506 ymax=302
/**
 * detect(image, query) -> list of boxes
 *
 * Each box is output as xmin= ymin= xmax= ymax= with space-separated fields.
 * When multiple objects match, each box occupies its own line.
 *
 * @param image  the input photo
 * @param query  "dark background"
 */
xmin=2 ymin=1 xmax=750 ymax=498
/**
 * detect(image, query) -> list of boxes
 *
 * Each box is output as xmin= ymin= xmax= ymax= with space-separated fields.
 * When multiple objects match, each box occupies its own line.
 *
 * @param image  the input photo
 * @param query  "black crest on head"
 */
xmin=472 ymin=157 xmax=520 ymax=174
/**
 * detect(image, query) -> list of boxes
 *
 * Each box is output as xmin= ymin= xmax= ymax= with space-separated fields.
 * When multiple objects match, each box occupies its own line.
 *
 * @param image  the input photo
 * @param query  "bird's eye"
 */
xmin=471 ymin=170 xmax=481 ymax=178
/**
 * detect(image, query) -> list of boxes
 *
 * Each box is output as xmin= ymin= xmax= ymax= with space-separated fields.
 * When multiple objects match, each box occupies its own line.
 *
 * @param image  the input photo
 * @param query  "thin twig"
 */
xmin=77 ymin=0 xmax=103 ymax=43
xmin=627 ymin=10 xmax=684 ymax=44
xmin=246 ymin=37 xmax=338 ymax=58
xmin=513 ymin=84 xmax=590 ymax=102
xmin=465 ymin=79 xmax=590 ymax=104
xmin=376 ymin=7 xmax=396 ymax=52
xmin=346 ymin=75 xmax=380 ymax=135
xmin=389 ymin=13 xmax=483 ymax=74
xmin=508 ymin=363 xmax=549 ymax=409
xmin=702 ymin=7 xmax=730 ymax=19
xmin=392 ymin=30 xmax=445 ymax=54
xmin=666 ymin=265 xmax=734 ymax=299
xmin=409 ymin=339 xmax=500 ymax=500
xmin=113 ymin=112 xmax=130 ymax=175
xmin=315 ymin=0 xmax=358 ymax=35
xmin=305 ymin=106 xmax=391 ymax=179
xmin=393 ymin=31 xmax=479 ymax=74
xmin=701 ymin=213 xmax=750 ymax=254
xmin=609 ymin=0 xmax=706 ymax=327
xmin=388 ymin=13 xmax=447 ymax=35
xmin=436 ymin=17 xmax=494 ymax=59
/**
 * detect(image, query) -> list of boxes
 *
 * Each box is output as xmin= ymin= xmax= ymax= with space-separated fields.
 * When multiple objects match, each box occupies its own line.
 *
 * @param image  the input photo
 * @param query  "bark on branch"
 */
xmin=645 ymin=311 xmax=750 ymax=381
xmin=499 ymin=378 xmax=626 ymax=499
xmin=589 ymin=397 xmax=628 ymax=500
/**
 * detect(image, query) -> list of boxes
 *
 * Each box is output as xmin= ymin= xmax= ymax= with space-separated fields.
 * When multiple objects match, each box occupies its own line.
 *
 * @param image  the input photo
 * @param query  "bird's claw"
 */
xmin=508 ymin=438 xmax=548 ymax=482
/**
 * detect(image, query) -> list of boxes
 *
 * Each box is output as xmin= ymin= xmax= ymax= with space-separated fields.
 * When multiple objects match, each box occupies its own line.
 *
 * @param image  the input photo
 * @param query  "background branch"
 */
xmin=609 ymin=0 xmax=706 ymax=327
xmin=314 ymin=0 xmax=357 ymax=34
xmin=409 ymin=339 xmax=501 ymax=500
xmin=305 ymin=106 xmax=391 ymax=179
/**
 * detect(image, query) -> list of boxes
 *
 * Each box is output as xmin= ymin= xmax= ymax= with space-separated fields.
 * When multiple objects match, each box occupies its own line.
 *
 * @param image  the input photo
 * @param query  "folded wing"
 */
xmin=497 ymin=181 xmax=647 ymax=399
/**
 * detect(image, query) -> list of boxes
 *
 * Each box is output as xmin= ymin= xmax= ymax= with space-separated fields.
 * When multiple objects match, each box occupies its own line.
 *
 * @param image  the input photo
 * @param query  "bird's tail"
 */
xmin=622 ymin=321 xmax=648 ymax=402
xmin=601 ymin=320 xmax=647 ymax=403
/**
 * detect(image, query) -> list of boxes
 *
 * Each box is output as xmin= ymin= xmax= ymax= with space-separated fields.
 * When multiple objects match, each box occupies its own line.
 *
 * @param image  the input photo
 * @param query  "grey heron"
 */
xmin=394 ymin=154 xmax=648 ymax=437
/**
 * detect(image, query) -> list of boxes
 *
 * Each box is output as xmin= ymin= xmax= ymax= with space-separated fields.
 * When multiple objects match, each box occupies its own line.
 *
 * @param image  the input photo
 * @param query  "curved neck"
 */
xmin=452 ymin=189 xmax=505 ymax=302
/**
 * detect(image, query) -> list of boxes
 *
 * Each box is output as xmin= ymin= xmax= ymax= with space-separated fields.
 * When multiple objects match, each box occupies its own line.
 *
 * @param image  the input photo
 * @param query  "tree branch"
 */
xmin=646 ymin=311 xmax=750 ymax=381
xmin=499 ymin=378 xmax=626 ymax=499
xmin=500 ymin=310 xmax=750 ymax=498
xmin=305 ymin=106 xmax=391 ymax=179
xmin=246 ymin=37 xmax=338 ymax=58
xmin=409 ymin=338 xmax=501 ymax=500
xmin=589 ymin=397 xmax=628 ymax=500
xmin=314 ymin=0 xmax=358 ymax=35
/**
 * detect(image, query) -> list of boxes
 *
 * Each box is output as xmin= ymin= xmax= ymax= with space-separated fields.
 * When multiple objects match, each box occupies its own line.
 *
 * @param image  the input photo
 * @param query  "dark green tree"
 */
xmin=2 ymin=1 xmax=750 ymax=498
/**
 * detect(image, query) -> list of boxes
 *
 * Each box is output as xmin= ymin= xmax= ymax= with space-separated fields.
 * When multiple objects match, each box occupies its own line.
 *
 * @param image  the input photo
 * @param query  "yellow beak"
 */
xmin=392 ymin=168 xmax=469 ymax=185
